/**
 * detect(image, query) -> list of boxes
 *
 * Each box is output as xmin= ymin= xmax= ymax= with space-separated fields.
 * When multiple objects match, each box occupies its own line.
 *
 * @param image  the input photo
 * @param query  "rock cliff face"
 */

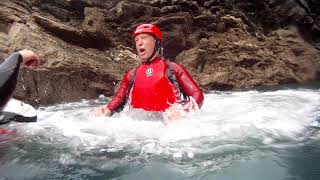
xmin=0 ymin=0 xmax=319 ymax=105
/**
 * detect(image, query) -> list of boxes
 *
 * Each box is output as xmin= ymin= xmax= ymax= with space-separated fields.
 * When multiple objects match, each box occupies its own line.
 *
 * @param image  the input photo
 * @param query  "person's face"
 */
xmin=134 ymin=33 xmax=157 ymax=63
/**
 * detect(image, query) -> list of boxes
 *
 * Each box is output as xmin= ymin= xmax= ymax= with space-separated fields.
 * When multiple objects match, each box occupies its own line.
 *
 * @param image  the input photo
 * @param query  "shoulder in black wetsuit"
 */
xmin=0 ymin=52 xmax=22 ymax=111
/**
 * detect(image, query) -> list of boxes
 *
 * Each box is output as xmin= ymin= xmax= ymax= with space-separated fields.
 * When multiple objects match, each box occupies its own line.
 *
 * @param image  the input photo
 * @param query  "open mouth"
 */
xmin=139 ymin=48 xmax=145 ymax=53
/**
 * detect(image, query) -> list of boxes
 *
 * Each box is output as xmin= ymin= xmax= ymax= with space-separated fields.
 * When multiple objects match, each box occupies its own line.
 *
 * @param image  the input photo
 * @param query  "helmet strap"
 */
xmin=160 ymin=47 xmax=163 ymax=57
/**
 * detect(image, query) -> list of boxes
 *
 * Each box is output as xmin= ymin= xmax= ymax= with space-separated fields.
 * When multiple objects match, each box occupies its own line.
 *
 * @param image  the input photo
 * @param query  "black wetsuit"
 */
xmin=0 ymin=52 xmax=22 ymax=111
xmin=0 ymin=53 xmax=36 ymax=125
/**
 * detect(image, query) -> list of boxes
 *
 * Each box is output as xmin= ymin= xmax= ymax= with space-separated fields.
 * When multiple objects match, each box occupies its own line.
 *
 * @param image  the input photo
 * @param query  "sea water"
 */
xmin=1 ymin=87 xmax=320 ymax=180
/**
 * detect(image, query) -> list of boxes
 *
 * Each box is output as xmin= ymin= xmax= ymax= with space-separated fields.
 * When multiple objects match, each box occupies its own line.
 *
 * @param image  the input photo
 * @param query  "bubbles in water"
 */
xmin=173 ymin=152 xmax=183 ymax=161
xmin=187 ymin=151 xmax=194 ymax=159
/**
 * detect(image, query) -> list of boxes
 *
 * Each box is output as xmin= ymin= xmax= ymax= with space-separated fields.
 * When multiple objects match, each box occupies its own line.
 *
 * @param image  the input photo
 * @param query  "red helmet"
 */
xmin=132 ymin=24 xmax=163 ymax=42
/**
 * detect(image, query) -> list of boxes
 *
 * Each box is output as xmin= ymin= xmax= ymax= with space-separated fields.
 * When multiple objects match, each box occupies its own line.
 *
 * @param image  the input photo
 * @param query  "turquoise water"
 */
xmin=1 ymin=88 xmax=320 ymax=180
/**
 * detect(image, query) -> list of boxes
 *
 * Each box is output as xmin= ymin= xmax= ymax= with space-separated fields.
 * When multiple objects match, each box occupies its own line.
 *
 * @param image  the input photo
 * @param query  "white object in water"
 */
xmin=1 ymin=98 xmax=37 ymax=123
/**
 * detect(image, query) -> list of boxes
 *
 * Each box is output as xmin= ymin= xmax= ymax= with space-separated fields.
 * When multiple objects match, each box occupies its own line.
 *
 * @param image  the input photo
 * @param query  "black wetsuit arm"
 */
xmin=0 ymin=52 xmax=23 ymax=110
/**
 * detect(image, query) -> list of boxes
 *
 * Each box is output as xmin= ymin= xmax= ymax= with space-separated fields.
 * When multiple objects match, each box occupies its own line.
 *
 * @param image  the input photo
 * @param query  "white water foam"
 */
xmin=7 ymin=89 xmax=320 ymax=160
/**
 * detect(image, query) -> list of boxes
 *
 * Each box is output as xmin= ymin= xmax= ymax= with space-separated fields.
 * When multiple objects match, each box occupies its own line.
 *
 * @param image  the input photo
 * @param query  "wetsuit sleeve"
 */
xmin=106 ymin=71 xmax=131 ymax=112
xmin=172 ymin=63 xmax=204 ymax=108
xmin=0 ymin=52 xmax=23 ymax=110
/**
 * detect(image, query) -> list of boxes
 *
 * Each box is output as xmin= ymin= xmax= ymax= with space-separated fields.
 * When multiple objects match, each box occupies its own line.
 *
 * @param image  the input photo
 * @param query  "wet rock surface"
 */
xmin=0 ymin=0 xmax=319 ymax=105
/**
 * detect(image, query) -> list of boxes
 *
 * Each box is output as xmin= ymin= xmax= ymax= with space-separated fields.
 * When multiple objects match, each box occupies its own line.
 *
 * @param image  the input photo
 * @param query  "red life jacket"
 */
xmin=106 ymin=57 xmax=204 ymax=113
xmin=129 ymin=58 xmax=177 ymax=111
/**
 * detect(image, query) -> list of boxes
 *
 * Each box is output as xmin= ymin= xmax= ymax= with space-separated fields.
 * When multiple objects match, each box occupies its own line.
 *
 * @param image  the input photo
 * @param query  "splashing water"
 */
xmin=1 ymin=88 xmax=320 ymax=180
